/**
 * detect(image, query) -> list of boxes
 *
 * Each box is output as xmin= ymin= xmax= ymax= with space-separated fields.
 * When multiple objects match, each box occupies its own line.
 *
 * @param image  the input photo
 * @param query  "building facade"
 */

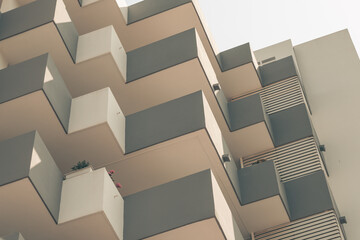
xmin=0 ymin=0 xmax=359 ymax=239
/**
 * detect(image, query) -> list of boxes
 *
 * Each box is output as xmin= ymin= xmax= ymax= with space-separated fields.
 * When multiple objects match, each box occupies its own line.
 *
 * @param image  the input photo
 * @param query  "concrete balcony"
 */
xmin=124 ymin=170 xmax=243 ymax=240
xmin=259 ymin=56 xmax=298 ymax=86
xmin=0 ymin=0 xmax=126 ymax=82
xmin=0 ymin=54 xmax=126 ymax=171
xmin=0 ymin=131 xmax=123 ymax=240
xmin=65 ymin=0 xmax=261 ymax=98
xmin=237 ymin=161 xmax=290 ymax=232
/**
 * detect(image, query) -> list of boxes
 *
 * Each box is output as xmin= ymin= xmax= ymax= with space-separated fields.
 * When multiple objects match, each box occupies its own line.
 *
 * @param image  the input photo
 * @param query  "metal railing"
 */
xmin=243 ymin=137 xmax=324 ymax=182
xmin=260 ymin=76 xmax=305 ymax=115
xmin=254 ymin=211 xmax=344 ymax=240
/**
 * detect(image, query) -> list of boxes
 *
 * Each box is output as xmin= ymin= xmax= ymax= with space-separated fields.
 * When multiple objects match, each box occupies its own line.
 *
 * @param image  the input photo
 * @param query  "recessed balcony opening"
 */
xmin=0 ymin=0 xmax=36 ymax=13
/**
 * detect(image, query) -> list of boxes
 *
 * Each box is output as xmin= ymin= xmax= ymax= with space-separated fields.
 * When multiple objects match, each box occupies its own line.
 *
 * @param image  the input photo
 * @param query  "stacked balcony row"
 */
xmin=0 ymin=53 xmax=342 ymax=239
xmin=0 ymin=0 xmax=346 ymax=238
xmin=0 ymin=131 xmax=244 ymax=240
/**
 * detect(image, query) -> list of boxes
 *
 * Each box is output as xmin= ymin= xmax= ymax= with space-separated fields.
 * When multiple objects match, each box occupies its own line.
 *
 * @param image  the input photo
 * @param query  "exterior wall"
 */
xmin=294 ymin=29 xmax=360 ymax=239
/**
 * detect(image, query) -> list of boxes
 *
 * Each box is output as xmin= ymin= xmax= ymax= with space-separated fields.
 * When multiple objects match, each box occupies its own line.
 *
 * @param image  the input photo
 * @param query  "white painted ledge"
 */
xmin=76 ymin=25 xmax=127 ymax=81
xmin=58 ymin=168 xmax=124 ymax=240
xmin=68 ymin=87 xmax=126 ymax=152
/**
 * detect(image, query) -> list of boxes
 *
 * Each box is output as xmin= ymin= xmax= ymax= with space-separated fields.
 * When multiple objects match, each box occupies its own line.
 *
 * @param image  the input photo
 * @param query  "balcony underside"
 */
xmin=0 ymin=178 xmax=119 ymax=240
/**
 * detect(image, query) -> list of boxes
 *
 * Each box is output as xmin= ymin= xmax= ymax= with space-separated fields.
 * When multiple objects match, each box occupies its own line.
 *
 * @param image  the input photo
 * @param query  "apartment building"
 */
xmin=0 ymin=0 xmax=359 ymax=239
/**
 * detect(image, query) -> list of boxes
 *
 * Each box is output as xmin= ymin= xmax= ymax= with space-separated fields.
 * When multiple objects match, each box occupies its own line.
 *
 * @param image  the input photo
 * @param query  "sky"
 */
xmin=126 ymin=0 xmax=360 ymax=55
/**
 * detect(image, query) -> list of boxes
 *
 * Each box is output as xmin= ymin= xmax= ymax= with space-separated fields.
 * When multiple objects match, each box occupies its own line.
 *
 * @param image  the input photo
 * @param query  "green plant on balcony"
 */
xmin=71 ymin=160 xmax=90 ymax=171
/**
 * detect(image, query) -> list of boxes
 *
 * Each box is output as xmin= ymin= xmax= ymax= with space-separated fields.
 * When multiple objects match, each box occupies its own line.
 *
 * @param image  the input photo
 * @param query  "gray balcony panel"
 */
xmin=123 ymin=170 xmax=215 ymax=240
xmin=238 ymin=160 xmax=287 ymax=208
xmin=0 ymin=232 xmax=25 ymax=240
xmin=127 ymin=0 xmax=191 ymax=24
xmin=28 ymin=132 xmax=63 ymax=222
xmin=217 ymin=43 xmax=253 ymax=72
xmin=126 ymin=28 xmax=198 ymax=82
xmin=0 ymin=54 xmax=72 ymax=131
xmin=228 ymin=94 xmax=266 ymax=131
xmin=259 ymin=56 xmax=297 ymax=86
xmin=0 ymin=131 xmax=35 ymax=186
xmin=285 ymin=171 xmax=333 ymax=220
xmin=0 ymin=0 xmax=55 ymax=40
xmin=269 ymin=104 xmax=312 ymax=147
xmin=0 ymin=0 xmax=78 ymax=61
xmin=0 ymin=54 xmax=47 ymax=103
xmin=125 ymin=91 xmax=205 ymax=153
xmin=0 ymin=131 xmax=63 ymax=222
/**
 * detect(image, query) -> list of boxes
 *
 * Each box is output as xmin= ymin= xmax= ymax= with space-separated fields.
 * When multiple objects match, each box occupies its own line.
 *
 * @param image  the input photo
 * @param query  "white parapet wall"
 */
xmin=68 ymin=87 xmax=126 ymax=152
xmin=58 ymin=168 xmax=124 ymax=239
xmin=76 ymin=25 xmax=127 ymax=81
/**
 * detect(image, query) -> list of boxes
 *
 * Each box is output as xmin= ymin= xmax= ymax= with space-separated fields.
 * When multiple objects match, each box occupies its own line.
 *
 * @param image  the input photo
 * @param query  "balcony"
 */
xmin=0 ymin=0 xmax=126 ymax=85
xmin=124 ymin=169 xmax=243 ymax=240
xmin=66 ymin=0 xmax=261 ymax=98
xmin=0 ymin=131 xmax=124 ymax=239
xmin=0 ymin=54 xmax=126 ymax=171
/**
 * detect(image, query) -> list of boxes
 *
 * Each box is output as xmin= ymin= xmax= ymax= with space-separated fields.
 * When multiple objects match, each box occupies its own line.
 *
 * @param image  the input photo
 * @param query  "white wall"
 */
xmin=294 ymin=29 xmax=360 ymax=239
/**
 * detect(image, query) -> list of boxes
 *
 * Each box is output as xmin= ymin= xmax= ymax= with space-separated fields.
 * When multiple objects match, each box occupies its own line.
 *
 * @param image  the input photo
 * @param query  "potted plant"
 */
xmin=65 ymin=160 xmax=92 ymax=179
xmin=108 ymin=170 xmax=122 ymax=189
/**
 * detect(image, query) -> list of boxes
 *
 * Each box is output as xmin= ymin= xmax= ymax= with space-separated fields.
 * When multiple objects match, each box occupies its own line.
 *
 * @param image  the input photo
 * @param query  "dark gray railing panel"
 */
xmin=0 ymin=54 xmax=72 ymax=131
xmin=28 ymin=132 xmax=63 ymax=222
xmin=126 ymin=28 xmax=198 ymax=82
xmin=0 ymin=131 xmax=35 ymax=186
xmin=0 ymin=0 xmax=56 ymax=40
xmin=127 ymin=0 xmax=191 ymax=24
xmin=217 ymin=43 xmax=253 ymax=72
xmin=123 ymin=169 xmax=215 ymax=240
xmin=269 ymin=104 xmax=313 ymax=147
xmin=259 ymin=56 xmax=297 ymax=86
xmin=238 ymin=160 xmax=286 ymax=205
xmin=0 ymin=0 xmax=78 ymax=61
xmin=125 ymin=91 xmax=206 ymax=153
xmin=285 ymin=170 xmax=333 ymax=221
xmin=228 ymin=93 xmax=266 ymax=131
xmin=0 ymin=54 xmax=47 ymax=103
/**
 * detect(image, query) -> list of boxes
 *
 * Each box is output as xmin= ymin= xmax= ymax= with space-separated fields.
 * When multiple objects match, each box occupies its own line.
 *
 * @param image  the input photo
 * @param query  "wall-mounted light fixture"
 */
xmin=222 ymin=154 xmax=230 ymax=162
xmin=212 ymin=83 xmax=221 ymax=91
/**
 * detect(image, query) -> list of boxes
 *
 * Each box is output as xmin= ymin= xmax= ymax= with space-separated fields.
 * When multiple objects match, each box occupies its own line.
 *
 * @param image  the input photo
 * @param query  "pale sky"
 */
xmin=126 ymin=0 xmax=360 ymax=55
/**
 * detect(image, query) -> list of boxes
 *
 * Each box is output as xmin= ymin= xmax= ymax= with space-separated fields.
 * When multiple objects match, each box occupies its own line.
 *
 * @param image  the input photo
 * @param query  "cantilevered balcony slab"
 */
xmin=0 ymin=0 xmax=126 ymax=93
xmin=0 ymin=54 xmax=126 ymax=171
xmin=59 ymin=168 xmax=124 ymax=239
xmin=124 ymin=170 xmax=243 ymax=240
xmin=259 ymin=56 xmax=298 ymax=86
xmin=237 ymin=161 xmax=290 ymax=232
xmin=66 ymin=0 xmax=261 ymax=98
xmin=0 ymin=132 xmax=123 ymax=240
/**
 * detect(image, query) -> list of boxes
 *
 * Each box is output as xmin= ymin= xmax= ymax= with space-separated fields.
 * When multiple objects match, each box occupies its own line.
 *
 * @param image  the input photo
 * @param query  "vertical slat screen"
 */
xmin=260 ymin=76 xmax=305 ymax=115
xmin=254 ymin=211 xmax=344 ymax=240
xmin=243 ymin=137 xmax=324 ymax=182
